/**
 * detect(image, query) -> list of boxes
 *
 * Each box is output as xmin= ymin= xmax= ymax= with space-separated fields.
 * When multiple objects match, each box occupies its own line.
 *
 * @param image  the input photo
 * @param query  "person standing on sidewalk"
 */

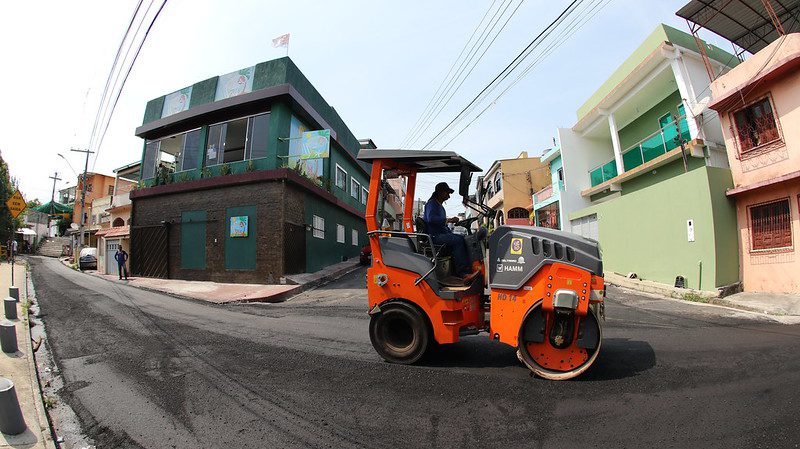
xmin=114 ymin=248 xmax=129 ymax=280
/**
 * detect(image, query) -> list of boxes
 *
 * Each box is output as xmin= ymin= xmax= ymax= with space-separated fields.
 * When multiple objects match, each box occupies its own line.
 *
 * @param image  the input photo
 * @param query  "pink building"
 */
xmin=708 ymin=33 xmax=800 ymax=293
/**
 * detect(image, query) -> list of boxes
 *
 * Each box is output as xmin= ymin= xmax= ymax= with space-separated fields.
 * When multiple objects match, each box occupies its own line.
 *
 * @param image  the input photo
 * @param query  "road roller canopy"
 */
xmin=356 ymin=149 xmax=482 ymax=173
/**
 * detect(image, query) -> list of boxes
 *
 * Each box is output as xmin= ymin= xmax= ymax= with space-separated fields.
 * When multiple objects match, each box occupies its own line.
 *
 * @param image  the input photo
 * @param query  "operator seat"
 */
xmin=414 ymin=217 xmax=450 ymax=258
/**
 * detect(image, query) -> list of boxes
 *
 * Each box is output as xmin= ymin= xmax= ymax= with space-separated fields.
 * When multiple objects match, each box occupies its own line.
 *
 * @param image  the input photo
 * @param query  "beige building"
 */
xmin=94 ymin=163 xmax=139 ymax=276
xmin=708 ymin=33 xmax=800 ymax=293
xmin=479 ymin=151 xmax=550 ymax=227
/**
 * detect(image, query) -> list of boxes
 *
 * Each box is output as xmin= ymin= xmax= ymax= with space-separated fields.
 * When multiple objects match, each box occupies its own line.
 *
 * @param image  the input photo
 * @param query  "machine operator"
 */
xmin=423 ymin=182 xmax=472 ymax=278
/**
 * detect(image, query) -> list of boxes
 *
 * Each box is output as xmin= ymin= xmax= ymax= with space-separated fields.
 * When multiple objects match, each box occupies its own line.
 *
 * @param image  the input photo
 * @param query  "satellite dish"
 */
xmin=70 ymin=223 xmax=79 ymax=230
xmin=691 ymin=96 xmax=710 ymax=117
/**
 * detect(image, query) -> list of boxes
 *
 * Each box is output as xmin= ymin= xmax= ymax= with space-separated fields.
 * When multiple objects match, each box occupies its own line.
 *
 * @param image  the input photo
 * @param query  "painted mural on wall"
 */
xmin=288 ymin=115 xmax=324 ymax=185
xmin=230 ymin=216 xmax=249 ymax=238
xmin=215 ymin=66 xmax=255 ymax=101
xmin=161 ymin=87 xmax=193 ymax=118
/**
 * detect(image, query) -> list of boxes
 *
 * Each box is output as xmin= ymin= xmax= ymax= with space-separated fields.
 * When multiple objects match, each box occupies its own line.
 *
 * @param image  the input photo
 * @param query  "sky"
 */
xmin=0 ymin=0 xmax=728 ymax=214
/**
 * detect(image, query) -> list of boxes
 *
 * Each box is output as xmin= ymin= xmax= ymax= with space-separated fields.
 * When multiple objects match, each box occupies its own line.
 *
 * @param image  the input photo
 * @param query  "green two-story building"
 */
xmin=129 ymin=57 xmax=370 ymax=283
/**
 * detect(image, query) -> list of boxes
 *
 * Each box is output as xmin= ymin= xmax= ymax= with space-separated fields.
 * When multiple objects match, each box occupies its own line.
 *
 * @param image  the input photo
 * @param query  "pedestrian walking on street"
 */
xmin=10 ymin=240 xmax=17 ymax=264
xmin=114 ymin=248 xmax=129 ymax=280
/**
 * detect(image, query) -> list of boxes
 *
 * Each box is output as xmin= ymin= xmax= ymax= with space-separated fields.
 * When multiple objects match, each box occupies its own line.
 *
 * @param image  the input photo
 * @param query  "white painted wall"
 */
xmin=675 ymin=49 xmax=730 ymax=149
xmin=557 ymin=127 xmax=614 ymax=232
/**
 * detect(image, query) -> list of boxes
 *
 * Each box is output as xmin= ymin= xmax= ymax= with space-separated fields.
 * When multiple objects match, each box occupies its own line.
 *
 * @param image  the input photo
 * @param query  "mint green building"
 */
xmin=555 ymin=24 xmax=740 ymax=292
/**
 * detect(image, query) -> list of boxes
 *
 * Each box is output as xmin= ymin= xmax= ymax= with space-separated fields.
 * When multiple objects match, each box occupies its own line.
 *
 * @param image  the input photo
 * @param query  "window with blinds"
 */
xmin=749 ymin=199 xmax=792 ymax=251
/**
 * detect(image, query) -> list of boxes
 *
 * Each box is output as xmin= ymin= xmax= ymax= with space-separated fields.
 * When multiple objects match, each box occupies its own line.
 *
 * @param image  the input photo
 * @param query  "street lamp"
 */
xmin=57 ymin=153 xmax=79 ymax=178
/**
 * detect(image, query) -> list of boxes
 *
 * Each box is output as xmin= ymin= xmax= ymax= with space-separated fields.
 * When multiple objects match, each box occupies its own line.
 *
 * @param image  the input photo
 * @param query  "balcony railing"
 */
xmin=533 ymin=184 xmax=553 ymax=204
xmin=588 ymin=115 xmax=691 ymax=188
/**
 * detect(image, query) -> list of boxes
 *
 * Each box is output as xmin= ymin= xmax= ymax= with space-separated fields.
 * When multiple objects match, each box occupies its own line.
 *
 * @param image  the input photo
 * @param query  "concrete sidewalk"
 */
xmin=0 ymin=261 xmax=56 ymax=448
xmin=605 ymin=271 xmax=800 ymax=323
xmin=73 ymin=258 xmax=363 ymax=304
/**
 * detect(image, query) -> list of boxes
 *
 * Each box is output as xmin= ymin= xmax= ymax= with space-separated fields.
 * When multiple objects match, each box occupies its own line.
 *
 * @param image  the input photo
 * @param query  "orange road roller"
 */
xmin=358 ymin=149 xmax=605 ymax=380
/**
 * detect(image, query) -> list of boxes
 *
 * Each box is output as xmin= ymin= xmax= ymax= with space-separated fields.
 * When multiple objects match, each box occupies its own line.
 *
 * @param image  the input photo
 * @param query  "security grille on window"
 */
xmin=494 ymin=172 xmax=502 ymax=193
xmin=508 ymin=207 xmax=529 ymax=220
xmin=733 ymin=97 xmax=780 ymax=153
xmin=351 ymin=179 xmax=360 ymax=200
xmin=352 ymin=229 xmax=358 ymax=246
xmin=337 ymin=224 xmax=345 ymax=243
xmin=361 ymin=187 xmax=368 ymax=205
xmin=312 ymin=215 xmax=325 ymax=239
xmin=750 ymin=199 xmax=792 ymax=251
xmin=335 ymin=165 xmax=347 ymax=190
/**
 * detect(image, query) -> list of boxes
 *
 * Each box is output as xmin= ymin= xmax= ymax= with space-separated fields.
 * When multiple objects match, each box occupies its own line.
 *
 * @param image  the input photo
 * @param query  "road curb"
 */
xmin=282 ymin=261 xmax=364 ymax=301
xmin=22 ymin=265 xmax=57 ymax=448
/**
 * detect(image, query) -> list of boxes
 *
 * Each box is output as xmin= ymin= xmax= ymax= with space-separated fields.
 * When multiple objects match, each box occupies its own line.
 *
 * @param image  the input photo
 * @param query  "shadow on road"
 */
xmin=579 ymin=337 xmax=656 ymax=381
xmin=416 ymin=336 xmax=656 ymax=380
xmin=421 ymin=337 xmax=520 ymax=368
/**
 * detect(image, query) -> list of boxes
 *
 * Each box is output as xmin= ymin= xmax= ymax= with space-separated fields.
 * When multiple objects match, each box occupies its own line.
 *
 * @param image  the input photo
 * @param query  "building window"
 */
xmin=557 ymin=167 xmax=564 ymax=189
xmin=108 ymin=186 xmax=114 ymax=196
xmin=749 ymin=198 xmax=792 ymax=251
xmin=204 ymin=113 xmax=270 ymax=167
xmin=494 ymin=172 xmax=502 ymax=193
xmin=352 ymin=229 xmax=358 ymax=246
xmin=335 ymin=164 xmax=347 ymax=190
xmin=508 ymin=207 xmax=529 ymax=220
xmin=337 ymin=224 xmax=345 ymax=243
xmin=361 ymin=187 xmax=368 ymax=205
xmin=86 ymin=183 xmax=93 ymax=193
xmin=312 ymin=215 xmax=325 ymax=239
xmin=733 ymin=96 xmax=781 ymax=153
xmin=351 ymin=178 xmax=361 ymax=200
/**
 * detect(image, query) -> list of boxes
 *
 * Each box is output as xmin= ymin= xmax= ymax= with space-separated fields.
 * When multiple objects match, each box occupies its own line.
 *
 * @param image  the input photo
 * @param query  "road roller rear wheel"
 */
xmin=517 ymin=303 xmax=602 ymax=380
xmin=369 ymin=302 xmax=431 ymax=364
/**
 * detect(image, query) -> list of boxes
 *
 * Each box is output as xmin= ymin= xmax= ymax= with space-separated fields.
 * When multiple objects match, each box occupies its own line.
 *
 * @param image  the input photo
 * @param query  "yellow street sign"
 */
xmin=6 ymin=190 xmax=25 ymax=219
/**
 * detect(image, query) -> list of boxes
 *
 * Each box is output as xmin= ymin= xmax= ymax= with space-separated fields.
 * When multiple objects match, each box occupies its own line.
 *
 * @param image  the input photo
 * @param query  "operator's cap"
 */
xmin=435 ymin=182 xmax=454 ymax=194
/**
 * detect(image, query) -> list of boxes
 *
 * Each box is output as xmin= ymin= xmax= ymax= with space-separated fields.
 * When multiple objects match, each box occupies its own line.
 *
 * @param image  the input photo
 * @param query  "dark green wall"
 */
xmin=189 ymin=77 xmax=218 ymax=108
xmin=181 ymin=210 xmax=206 ymax=269
xmin=328 ymin=139 xmax=369 ymax=211
xmin=304 ymin=195 xmax=366 ymax=272
xmin=225 ymin=205 xmax=257 ymax=270
xmin=143 ymin=96 xmax=165 ymax=124
xmin=270 ymin=102 xmax=293 ymax=169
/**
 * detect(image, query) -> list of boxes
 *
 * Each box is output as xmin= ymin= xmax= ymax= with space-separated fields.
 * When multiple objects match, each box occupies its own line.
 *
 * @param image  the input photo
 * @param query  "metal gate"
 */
xmin=131 ymin=224 xmax=169 ymax=278
xmin=283 ymin=222 xmax=306 ymax=274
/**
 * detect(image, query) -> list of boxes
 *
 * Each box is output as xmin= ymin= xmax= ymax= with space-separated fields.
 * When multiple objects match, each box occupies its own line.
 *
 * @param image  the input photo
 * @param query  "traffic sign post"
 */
xmin=5 ymin=190 xmax=25 ymax=288
xmin=5 ymin=191 xmax=25 ymax=219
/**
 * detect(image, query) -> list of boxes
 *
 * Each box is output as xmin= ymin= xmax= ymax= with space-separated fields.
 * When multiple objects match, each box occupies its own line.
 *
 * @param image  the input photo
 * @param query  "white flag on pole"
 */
xmin=272 ymin=33 xmax=290 ymax=48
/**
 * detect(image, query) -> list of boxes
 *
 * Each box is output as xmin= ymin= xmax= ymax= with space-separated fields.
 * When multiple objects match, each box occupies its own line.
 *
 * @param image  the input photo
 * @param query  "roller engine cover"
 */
xmin=488 ymin=226 xmax=603 ymax=290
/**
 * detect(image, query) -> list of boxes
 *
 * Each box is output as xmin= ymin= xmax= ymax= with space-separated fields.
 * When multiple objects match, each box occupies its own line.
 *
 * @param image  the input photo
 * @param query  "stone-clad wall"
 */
xmin=132 ymin=180 xmax=298 ymax=283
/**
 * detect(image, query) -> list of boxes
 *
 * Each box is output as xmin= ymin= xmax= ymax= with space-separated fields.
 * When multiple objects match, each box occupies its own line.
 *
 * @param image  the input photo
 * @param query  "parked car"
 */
xmin=79 ymin=247 xmax=97 ymax=271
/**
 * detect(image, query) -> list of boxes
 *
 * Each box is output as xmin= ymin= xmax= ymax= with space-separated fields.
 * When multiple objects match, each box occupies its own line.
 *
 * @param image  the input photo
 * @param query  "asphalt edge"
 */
xmin=22 ymin=263 xmax=58 ymax=449
xmin=280 ymin=261 xmax=364 ymax=302
xmin=59 ymin=256 xmax=362 ymax=305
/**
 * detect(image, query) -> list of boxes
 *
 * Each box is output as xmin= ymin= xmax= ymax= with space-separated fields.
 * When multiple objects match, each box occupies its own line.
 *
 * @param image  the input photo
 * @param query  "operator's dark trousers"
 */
xmin=118 ymin=262 xmax=128 ymax=279
xmin=431 ymin=232 xmax=470 ymax=276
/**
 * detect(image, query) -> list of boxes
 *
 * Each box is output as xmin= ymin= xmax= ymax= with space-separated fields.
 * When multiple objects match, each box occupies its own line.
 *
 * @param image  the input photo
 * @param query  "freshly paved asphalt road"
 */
xmin=29 ymin=256 xmax=800 ymax=448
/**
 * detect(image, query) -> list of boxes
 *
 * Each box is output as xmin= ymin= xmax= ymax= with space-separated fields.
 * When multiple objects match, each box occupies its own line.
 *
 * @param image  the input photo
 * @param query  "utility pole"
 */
xmin=48 ymin=172 xmax=61 ymax=215
xmin=71 ymin=148 xmax=94 ymax=255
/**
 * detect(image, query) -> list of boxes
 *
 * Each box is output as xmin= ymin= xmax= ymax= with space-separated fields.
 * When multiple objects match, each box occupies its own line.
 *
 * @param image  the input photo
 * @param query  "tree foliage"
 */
xmin=0 ymin=151 xmax=17 ymax=243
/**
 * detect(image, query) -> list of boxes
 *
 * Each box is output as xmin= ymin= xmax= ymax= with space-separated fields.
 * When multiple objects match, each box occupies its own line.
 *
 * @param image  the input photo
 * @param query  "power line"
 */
xmin=405 ymin=0 xmax=526 ymax=149
xmin=439 ymin=0 xmax=610 ymax=149
xmin=422 ymin=0 xmax=584 ymax=149
xmin=87 ymin=0 xmax=146 ymax=153
xmin=399 ymin=0 xmax=500 ymax=148
xmin=92 ymin=0 xmax=169 ymax=170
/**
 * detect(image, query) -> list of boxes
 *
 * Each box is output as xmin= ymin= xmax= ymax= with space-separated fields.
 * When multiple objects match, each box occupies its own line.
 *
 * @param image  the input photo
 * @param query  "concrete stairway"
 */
xmin=38 ymin=237 xmax=71 ymax=258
